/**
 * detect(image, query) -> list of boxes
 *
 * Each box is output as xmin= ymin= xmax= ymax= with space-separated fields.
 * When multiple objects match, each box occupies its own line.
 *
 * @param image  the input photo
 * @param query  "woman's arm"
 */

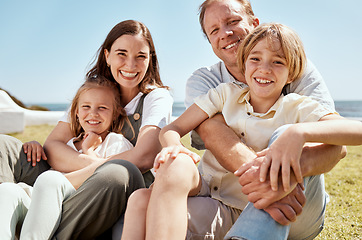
xmin=107 ymin=125 xmax=162 ymax=173
xmin=43 ymin=122 xmax=101 ymax=172
xmin=109 ymin=104 xmax=208 ymax=173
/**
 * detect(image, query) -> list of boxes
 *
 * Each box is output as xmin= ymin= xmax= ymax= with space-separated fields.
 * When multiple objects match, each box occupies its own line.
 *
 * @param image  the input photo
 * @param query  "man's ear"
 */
xmin=253 ymin=17 xmax=260 ymax=28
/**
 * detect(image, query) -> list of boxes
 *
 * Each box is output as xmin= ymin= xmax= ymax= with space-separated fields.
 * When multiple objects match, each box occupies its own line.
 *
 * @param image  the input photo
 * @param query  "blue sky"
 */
xmin=1 ymin=0 xmax=361 ymax=105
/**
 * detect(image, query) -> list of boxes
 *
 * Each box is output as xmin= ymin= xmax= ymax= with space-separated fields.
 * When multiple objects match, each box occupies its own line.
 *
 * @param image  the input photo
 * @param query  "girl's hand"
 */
xmin=258 ymin=125 xmax=305 ymax=192
xmin=23 ymin=141 xmax=47 ymax=167
xmin=153 ymin=145 xmax=200 ymax=171
xmin=82 ymin=132 xmax=102 ymax=155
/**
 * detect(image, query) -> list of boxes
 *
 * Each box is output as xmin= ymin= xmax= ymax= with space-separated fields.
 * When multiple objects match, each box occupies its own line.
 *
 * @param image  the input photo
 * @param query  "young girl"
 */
xmin=121 ymin=23 xmax=362 ymax=239
xmin=12 ymin=77 xmax=132 ymax=239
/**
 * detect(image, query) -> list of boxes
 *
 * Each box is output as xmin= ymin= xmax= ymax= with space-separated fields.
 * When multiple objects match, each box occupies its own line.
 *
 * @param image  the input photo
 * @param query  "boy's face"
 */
xmin=245 ymin=38 xmax=291 ymax=106
xmin=203 ymin=0 xmax=258 ymax=70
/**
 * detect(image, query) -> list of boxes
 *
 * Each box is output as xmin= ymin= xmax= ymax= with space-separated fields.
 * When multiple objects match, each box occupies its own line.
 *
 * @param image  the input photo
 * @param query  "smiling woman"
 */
xmin=0 ymin=19 xmax=173 ymax=240
xmin=105 ymin=34 xmax=150 ymax=103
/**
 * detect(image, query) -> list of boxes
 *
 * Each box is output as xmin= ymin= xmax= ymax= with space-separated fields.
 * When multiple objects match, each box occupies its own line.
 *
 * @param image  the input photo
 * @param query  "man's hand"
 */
xmin=235 ymin=157 xmax=306 ymax=224
xmin=264 ymin=184 xmax=306 ymax=225
xmin=23 ymin=141 xmax=47 ymax=166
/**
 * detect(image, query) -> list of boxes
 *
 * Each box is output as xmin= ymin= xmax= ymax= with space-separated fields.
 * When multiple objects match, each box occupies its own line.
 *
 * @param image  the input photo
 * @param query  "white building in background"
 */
xmin=0 ymin=90 xmax=65 ymax=134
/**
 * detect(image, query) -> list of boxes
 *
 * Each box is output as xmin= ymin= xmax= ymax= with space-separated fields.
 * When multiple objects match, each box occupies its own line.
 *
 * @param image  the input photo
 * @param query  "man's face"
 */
xmin=203 ymin=0 xmax=258 ymax=69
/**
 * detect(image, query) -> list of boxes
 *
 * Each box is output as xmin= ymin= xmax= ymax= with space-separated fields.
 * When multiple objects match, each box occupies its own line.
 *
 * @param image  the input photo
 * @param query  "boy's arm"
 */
xmin=155 ymin=104 xmax=209 ymax=169
xmin=259 ymin=115 xmax=357 ymax=192
xmin=195 ymin=114 xmax=256 ymax=171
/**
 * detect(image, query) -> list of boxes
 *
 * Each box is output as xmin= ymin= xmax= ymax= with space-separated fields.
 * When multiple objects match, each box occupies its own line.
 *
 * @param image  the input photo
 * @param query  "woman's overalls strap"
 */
xmin=121 ymin=93 xmax=154 ymax=187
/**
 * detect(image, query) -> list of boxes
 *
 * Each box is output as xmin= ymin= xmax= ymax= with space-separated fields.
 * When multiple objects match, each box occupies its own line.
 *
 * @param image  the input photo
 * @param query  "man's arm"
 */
xmin=195 ymin=114 xmax=256 ymax=172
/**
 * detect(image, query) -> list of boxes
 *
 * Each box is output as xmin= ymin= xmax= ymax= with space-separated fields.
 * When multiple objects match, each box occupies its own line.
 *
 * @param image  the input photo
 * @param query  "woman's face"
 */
xmin=105 ymin=34 xmax=150 ymax=96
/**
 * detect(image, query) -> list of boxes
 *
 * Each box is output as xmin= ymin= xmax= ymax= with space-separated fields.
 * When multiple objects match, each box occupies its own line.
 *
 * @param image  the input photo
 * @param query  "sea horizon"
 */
xmin=28 ymin=100 xmax=362 ymax=119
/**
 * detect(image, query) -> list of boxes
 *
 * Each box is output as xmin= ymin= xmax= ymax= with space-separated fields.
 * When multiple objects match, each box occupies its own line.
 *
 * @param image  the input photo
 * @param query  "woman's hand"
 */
xmin=153 ymin=145 xmax=200 ymax=171
xmin=23 ymin=141 xmax=47 ymax=167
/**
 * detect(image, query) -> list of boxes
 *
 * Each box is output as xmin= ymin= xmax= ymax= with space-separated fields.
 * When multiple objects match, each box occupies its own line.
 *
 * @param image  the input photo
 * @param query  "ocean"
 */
xmin=32 ymin=100 xmax=362 ymax=119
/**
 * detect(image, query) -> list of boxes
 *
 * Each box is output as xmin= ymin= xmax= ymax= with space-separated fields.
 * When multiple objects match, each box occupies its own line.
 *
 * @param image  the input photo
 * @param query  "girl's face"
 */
xmin=245 ymin=37 xmax=290 ymax=108
xmin=105 ymin=34 xmax=150 ymax=97
xmin=76 ymin=87 xmax=115 ymax=139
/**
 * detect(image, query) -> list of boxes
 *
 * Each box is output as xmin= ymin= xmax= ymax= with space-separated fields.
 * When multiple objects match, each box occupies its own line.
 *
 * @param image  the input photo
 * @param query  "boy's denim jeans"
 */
xmin=224 ymin=125 xmax=328 ymax=240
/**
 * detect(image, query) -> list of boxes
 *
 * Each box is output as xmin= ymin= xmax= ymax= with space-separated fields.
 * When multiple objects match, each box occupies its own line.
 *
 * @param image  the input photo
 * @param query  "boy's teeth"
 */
xmin=255 ymin=78 xmax=271 ymax=84
xmin=121 ymin=71 xmax=137 ymax=77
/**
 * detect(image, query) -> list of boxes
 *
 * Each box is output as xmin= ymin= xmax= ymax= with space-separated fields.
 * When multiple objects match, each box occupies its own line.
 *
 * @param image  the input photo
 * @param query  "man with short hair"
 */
xmin=184 ymin=0 xmax=346 ymax=239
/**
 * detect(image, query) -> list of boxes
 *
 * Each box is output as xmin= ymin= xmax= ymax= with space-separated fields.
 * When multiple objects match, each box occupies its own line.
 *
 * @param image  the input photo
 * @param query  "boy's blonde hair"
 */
xmin=237 ymin=23 xmax=306 ymax=83
xmin=69 ymin=76 xmax=127 ymax=137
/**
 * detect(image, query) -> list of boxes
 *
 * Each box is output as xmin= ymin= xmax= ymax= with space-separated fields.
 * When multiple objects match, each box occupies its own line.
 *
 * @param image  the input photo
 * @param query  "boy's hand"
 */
xmin=258 ymin=126 xmax=305 ymax=192
xmin=154 ymin=145 xmax=200 ymax=171
xmin=82 ymin=132 xmax=102 ymax=154
xmin=23 ymin=141 xmax=47 ymax=167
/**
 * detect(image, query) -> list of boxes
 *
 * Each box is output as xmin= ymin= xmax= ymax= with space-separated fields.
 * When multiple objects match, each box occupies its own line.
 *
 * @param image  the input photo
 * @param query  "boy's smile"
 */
xmin=245 ymin=38 xmax=291 ymax=113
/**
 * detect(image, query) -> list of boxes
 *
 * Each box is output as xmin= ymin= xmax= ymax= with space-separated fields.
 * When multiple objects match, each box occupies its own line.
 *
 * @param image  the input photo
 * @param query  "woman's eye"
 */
xmin=82 ymin=105 xmax=90 ymax=109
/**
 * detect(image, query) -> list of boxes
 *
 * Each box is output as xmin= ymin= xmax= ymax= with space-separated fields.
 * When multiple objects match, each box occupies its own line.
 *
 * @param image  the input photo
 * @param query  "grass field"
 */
xmin=9 ymin=125 xmax=362 ymax=239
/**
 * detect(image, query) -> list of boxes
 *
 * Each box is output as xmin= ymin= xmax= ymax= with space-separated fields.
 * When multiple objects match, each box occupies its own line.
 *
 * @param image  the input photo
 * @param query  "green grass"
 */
xmin=9 ymin=125 xmax=362 ymax=239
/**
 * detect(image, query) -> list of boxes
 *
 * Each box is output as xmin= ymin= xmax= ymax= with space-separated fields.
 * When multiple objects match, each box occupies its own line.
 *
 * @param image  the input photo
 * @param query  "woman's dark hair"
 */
xmin=87 ymin=20 xmax=167 ymax=94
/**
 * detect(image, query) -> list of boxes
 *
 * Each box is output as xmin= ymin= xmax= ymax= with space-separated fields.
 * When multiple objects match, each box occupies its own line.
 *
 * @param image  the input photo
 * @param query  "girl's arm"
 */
xmin=64 ymin=159 xmax=107 ymax=189
xmin=43 ymin=121 xmax=102 ymax=172
xmin=260 ymin=114 xmax=362 ymax=192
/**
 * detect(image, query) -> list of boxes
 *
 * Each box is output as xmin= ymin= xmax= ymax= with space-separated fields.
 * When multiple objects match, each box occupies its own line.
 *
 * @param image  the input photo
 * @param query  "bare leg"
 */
xmin=145 ymin=153 xmax=201 ymax=240
xmin=121 ymin=189 xmax=151 ymax=240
